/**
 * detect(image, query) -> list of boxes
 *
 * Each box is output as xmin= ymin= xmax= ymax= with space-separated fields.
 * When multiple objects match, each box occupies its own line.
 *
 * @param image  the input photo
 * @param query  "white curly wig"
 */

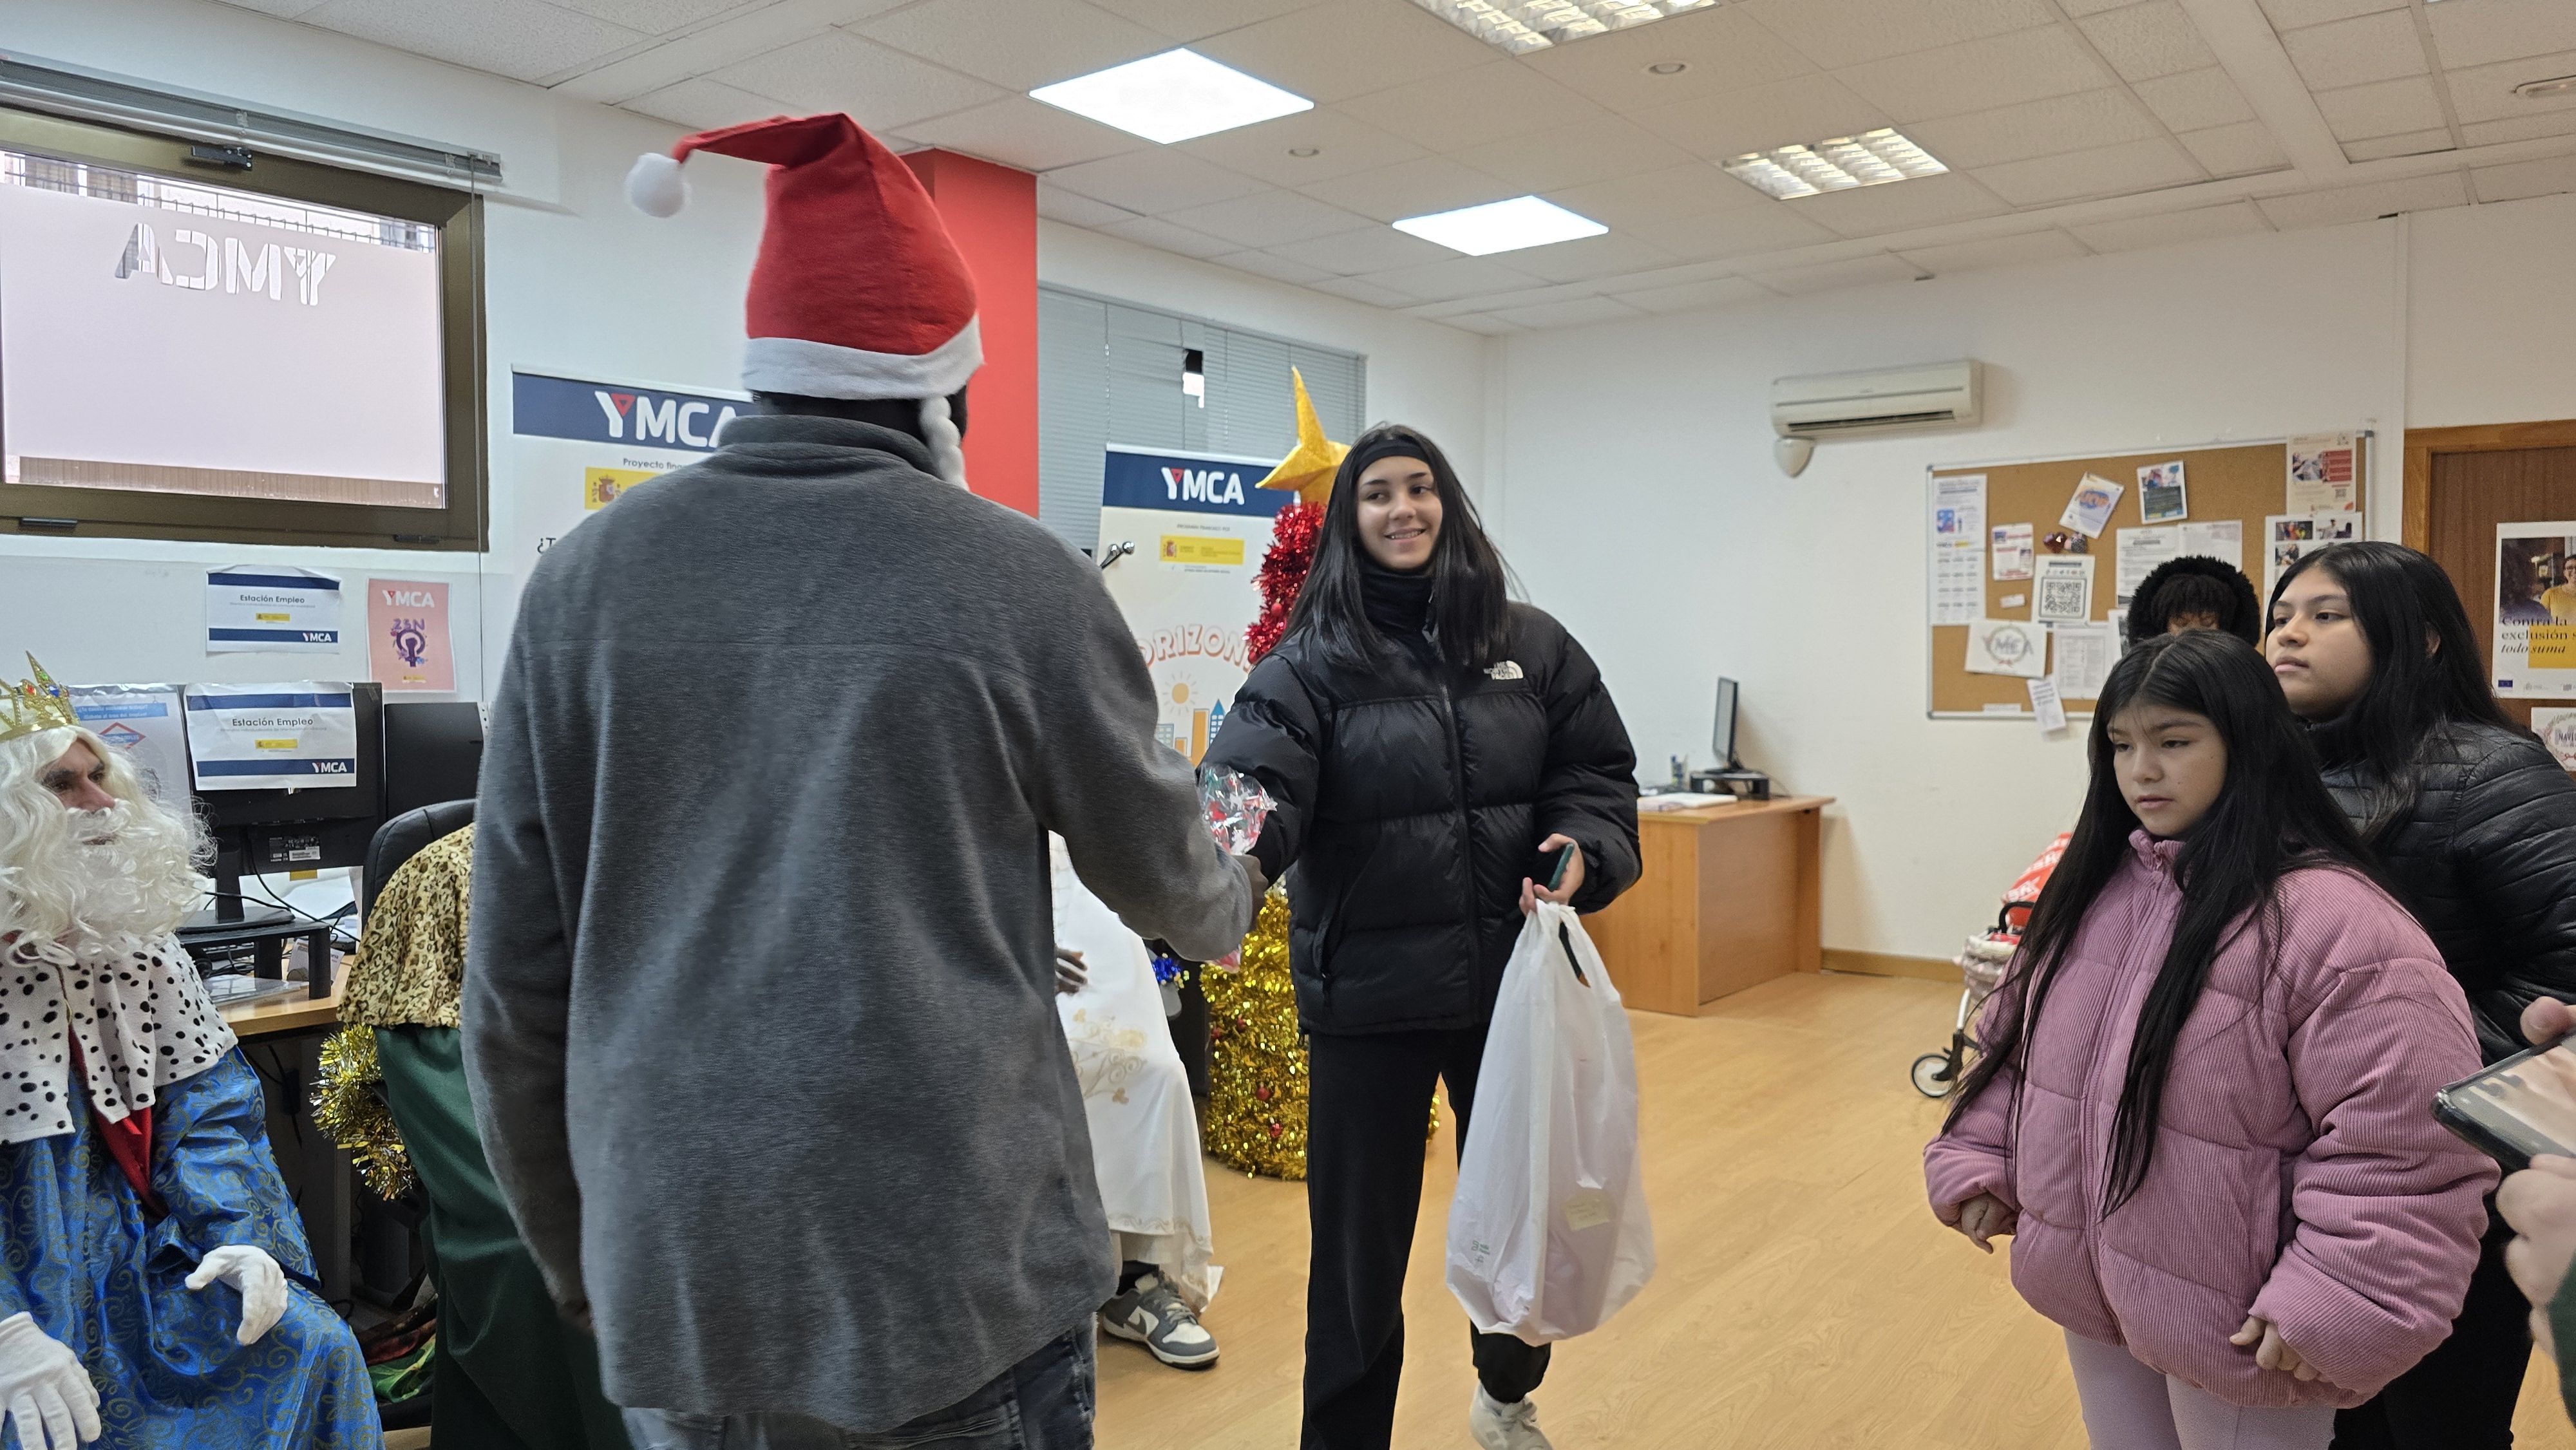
xmin=0 ymin=726 xmax=209 ymax=952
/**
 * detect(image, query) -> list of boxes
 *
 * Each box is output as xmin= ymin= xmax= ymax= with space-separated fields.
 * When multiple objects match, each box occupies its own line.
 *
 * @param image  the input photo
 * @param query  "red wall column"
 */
xmin=904 ymin=149 xmax=1038 ymax=517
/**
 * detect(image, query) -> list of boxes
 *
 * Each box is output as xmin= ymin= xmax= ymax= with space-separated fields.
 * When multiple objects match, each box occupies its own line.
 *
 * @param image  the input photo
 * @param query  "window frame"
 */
xmin=0 ymin=105 xmax=487 ymax=551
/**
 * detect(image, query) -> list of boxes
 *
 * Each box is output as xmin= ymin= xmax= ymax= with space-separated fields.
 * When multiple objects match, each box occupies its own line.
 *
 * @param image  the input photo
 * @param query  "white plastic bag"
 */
xmin=1446 ymin=901 xmax=1655 ymax=1343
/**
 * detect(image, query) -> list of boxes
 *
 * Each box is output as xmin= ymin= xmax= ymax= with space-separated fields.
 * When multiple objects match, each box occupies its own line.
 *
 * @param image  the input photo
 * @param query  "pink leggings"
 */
xmin=2064 ymin=1332 xmax=2336 ymax=1450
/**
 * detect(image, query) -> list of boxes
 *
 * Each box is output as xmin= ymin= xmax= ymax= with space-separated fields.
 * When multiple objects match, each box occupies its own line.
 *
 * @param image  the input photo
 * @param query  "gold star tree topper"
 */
xmin=1253 ymin=368 xmax=1347 ymax=505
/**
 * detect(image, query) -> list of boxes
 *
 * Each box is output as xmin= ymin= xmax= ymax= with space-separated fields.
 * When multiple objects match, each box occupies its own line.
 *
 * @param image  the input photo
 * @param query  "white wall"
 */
xmin=1488 ymin=194 xmax=2576 ymax=961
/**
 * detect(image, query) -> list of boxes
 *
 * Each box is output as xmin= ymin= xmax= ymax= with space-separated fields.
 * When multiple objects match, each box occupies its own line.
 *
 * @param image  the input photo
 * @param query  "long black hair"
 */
xmin=1943 ymin=630 xmax=2378 ymax=1212
xmin=2267 ymin=541 xmax=2521 ymax=838
xmin=1283 ymin=423 xmax=1514 ymax=671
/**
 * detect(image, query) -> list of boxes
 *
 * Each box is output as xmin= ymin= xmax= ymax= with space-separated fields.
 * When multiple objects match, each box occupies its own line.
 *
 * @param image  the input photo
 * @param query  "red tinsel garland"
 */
xmin=1246 ymin=501 xmax=1321 ymax=664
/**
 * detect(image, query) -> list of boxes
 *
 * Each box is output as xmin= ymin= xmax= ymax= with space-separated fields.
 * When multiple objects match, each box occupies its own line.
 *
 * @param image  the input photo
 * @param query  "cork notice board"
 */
xmin=1928 ymin=437 xmax=2370 ymax=717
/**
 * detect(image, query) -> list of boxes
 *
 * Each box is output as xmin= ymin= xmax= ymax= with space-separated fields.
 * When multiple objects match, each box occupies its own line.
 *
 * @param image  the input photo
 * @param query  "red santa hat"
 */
xmin=625 ymin=113 xmax=978 ymax=485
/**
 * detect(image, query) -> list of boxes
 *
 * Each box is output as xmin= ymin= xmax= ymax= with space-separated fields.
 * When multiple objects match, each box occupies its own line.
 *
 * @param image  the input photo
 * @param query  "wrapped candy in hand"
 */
xmin=1198 ymin=766 xmax=1275 ymax=857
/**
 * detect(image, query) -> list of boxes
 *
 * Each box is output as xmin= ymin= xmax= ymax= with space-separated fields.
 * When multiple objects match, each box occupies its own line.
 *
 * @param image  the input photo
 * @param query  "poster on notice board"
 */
xmin=1096 ymin=446 xmax=1296 ymax=764
xmin=511 ymin=370 xmax=748 ymax=558
xmin=2496 ymin=522 xmax=2576 ymax=698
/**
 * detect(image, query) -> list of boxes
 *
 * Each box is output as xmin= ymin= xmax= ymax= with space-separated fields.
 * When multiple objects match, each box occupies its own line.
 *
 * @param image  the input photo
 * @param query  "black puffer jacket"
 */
xmin=2315 ymin=717 xmax=2576 ymax=1062
xmin=1206 ymin=596 xmax=1640 ymax=1036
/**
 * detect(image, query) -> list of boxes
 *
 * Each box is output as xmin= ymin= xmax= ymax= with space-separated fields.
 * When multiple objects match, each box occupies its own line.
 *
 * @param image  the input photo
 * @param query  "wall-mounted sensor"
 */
xmin=1776 ymin=436 xmax=1815 ymax=478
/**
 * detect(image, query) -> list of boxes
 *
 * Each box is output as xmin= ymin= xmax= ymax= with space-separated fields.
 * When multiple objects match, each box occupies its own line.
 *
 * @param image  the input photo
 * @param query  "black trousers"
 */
xmin=1302 ymin=1026 xmax=1549 ymax=1450
xmin=2332 ymin=1211 xmax=2530 ymax=1449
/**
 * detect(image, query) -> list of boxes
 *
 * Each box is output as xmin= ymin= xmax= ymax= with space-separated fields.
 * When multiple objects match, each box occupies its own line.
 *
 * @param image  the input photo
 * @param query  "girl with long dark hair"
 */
xmin=2266 ymin=541 xmax=2576 ymax=1449
xmin=1926 ymin=630 xmax=2494 ymax=1450
xmin=1204 ymin=424 xmax=1640 ymax=1450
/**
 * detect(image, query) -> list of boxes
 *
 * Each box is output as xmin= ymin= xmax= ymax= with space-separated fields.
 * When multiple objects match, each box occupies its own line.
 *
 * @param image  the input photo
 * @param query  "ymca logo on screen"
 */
xmin=592 ymin=390 xmax=739 ymax=449
xmin=1161 ymin=466 xmax=1248 ymax=506
xmin=113 ymin=223 xmax=337 ymax=305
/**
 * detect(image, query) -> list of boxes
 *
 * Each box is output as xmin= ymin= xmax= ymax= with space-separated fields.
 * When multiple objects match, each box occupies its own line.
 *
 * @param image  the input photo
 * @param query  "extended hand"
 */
xmin=0 ymin=1313 xmax=99 ymax=1449
xmin=185 ymin=1245 xmax=287 ymax=1345
xmin=1054 ymin=948 xmax=1088 ymax=995
xmin=2502 ymin=1154 xmax=2576 ymax=1357
xmin=1520 ymin=834 xmax=1586 ymax=916
xmin=2231 ymin=1316 xmax=2319 ymax=1380
xmin=1935 ymin=1191 xmax=2016 ymax=1253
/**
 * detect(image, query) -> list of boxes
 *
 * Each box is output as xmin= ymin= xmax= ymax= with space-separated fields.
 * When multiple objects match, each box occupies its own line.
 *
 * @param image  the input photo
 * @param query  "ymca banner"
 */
xmin=510 ymin=370 xmax=748 ymax=558
xmin=1095 ymin=446 xmax=1296 ymax=764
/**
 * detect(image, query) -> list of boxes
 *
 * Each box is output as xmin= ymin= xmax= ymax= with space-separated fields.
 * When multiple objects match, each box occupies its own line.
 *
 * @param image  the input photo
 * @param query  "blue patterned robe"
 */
xmin=0 ymin=1048 xmax=378 ymax=1449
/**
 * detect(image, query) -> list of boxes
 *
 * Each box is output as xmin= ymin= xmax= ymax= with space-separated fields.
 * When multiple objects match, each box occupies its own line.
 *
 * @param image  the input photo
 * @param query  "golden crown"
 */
xmin=0 ymin=656 xmax=79 ymax=746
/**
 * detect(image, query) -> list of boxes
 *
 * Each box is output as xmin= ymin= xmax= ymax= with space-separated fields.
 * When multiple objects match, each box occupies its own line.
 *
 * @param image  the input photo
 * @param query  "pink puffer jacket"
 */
xmin=1925 ymin=833 xmax=2497 ymax=1409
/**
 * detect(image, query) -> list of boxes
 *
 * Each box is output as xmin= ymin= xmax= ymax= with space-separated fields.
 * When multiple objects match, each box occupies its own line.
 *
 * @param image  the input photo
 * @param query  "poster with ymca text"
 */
xmin=1096 ymin=446 xmax=1297 ymax=764
xmin=511 ymin=370 xmax=748 ymax=558
xmin=368 ymin=579 xmax=455 ymax=692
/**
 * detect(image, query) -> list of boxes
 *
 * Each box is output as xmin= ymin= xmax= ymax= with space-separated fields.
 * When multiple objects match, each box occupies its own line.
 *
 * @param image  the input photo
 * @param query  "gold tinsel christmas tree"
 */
xmin=1202 ymin=889 xmax=1305 ymax=1178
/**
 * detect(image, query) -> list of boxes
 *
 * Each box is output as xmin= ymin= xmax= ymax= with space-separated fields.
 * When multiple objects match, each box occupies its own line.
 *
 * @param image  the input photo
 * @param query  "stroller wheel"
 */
xmin=1910 ymin=1052 xmax=1959 ymax=1099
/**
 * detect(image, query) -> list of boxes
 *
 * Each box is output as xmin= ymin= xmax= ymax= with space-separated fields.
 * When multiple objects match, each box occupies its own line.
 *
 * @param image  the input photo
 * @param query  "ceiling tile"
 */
xmin=2076 ymin=1 xmax=2219 ymax=82
xmin=2178 ymin=120 xmax=2292 ymax=176
xmin=209 ymin=0 xmax=329 ymax=15
xmin=1905 ymin=88 xmax=2163 ymax=169
xmin=1632 ymin=205 xmax=1841 ymax=259
xmin=1296 ymin=156 xmax=1520 ymax=222
xmin=1211 ymin=249 xmax=1336 ymax=285
xmin=623 ymin=77 xmax=786 ymax=131
xmin=1839 ymin=26 xmax=2114 ymax=122
xmin=1081 ymin=0 xmax=1325 ymax=41
xmin=1745 ymin=254 xmax=1926 ymax=294
xmin=1414 ymin=280 xmax=1600 ymax=315
xmin=2427 ymin=0 xmax=2576 ymax=71
xmin=567 ymin=0 xmax=917 ymax=106
xmin=1519 ymin=6 xmax=1817 ymax=109
xmin=2313 ymin=75 xmax=2448 ymax=140
xmin=2069 ymin=199 xmax=2271 ymax=251
xmin=1036 ymin=183 xmax=1137 ymax=227
xmin=1489 ymin=296 xmax=1648 ymax=330
xmin=1308 ymin=276 xmax=1428 ymax=309
xmin=1352 ymin=256 xmax=1547 ymax=303
xmin=1608 ymin=276 xmax=1777 ymax=312
xmin=1733 ymin=0 xmax=2058 ymax=71
xmin=298 ymin=0 xmax=647 ymax=82
xmin=1437 ymin=313 xmax=1529 ymax=335
xmin=2255 ymin=171 xmax=2470 ymax=229
xmin=1193 ymin=0 xmax=1496 ymax=104
xmin=1788 ymin=171 xmax=2015 ymax=236
xmin=1973 ymin=135 xmax=2204 ymax=204
xmin=2257 ymin=0 xmax=2405 ymax=30
xmin=2461 ymin=111 xmax=2576 ymax=147
xmin=1094 ymin=214 xmax=1236 ymax=258
xmin=1450 ymin=118 xmax=1696 ymax=194
xmin=1896 ymin=228 xmax=2088 ymax=274
xmin=1044 ymin=147 xmax=1271 ymax=212
xmin=2342 ymin=128 xmax=2456 ymax=161
xmin=1542 ymin=164 xmax=1776 ymax=231
xmin=1267 ymin=225 xmax=1455 ymax=274
xmin=2472 ymin=153 xmax=2576 ymax=203
xmin=2283 ymin=9 xmax=2430 ymax=90
xmin=2130 ymin=68 xmax=2259 ymax=132
xmin=898 ymin=96 xmax=1147 ymax=171
xmin=1495 ymin=232 xmax=1685 ymax=284
xmin=2445 ymin=50 xmax=2576 ymax=125
xmin=2055 ymin=0 xmax=2136 ymax=14
xmin=1629 ymin=74 xmax=1892 ymax=160
xmin=1340 ymin=61 xmax=1610 ymax=153
xmin=711 ymin=32 xmax=1005 ymax=130
xmin=855 ymin=0 xmax=1170 ymax=90
xmin=551 ymin=0 xmax=746 ymax=35
xmin=1178 ymin=110 xmax=1427 ymax=187
xmin=1161 ymin=189 xmax=1372 ymax=247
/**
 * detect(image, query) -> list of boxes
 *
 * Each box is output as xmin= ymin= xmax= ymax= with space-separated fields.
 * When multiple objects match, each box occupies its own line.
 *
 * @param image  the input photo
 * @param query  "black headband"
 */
xmin=1345 ymin=435 xmax=1430 ymax=481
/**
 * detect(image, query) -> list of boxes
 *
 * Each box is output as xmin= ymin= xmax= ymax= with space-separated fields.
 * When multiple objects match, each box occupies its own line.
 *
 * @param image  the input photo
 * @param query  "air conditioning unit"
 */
xmin=1771 ymin=361 xmax=1982 ymax=438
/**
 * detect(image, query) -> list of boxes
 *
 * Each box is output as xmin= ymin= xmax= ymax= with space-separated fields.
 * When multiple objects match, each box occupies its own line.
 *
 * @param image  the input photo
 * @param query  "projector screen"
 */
xmin=0 ymin=149 xmax=446 ymax=509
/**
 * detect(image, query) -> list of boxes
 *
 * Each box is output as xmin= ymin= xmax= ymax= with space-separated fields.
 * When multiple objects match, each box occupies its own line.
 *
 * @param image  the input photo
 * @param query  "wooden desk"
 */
xmin=222 ymin=983 xmax=345 ymax=1040
xmin=1587 ymin=795 xmax=1833 ymax=1017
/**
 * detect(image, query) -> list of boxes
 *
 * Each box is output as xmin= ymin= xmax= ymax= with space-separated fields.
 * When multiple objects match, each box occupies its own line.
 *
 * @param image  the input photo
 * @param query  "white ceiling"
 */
xmin=218 ymin=0 xmax=2576 ymax=332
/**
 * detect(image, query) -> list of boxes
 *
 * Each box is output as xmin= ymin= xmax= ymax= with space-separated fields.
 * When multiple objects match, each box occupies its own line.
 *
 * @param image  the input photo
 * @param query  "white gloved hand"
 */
xmin=0 ymin=1312 xmax=100 ymax=1449
xmin=185 ymin=1245 xmax=288 ymax=1345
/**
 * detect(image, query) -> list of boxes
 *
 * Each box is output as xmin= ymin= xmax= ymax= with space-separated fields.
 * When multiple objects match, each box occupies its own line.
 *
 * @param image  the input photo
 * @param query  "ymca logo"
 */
xmin=115 ymin=223 xmax=336 ymax=305
xmin=1162 ymin=466 xmax=1247 ymax=505
xmin=593 ymin=390 xmax=739 ymax=448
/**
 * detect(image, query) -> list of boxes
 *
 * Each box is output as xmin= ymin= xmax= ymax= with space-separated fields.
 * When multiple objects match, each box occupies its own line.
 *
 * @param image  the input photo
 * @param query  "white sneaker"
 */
xmin=1099 ymin=1273 xmax=1218 ymax=1370
xmin=1469 ymin=1386 xmax=1555 ymax=1450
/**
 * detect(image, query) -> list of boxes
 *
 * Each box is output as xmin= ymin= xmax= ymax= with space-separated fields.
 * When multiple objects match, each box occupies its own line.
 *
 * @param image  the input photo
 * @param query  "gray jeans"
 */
xmin=623 ymin=1327 xmax=1095 ymax=1450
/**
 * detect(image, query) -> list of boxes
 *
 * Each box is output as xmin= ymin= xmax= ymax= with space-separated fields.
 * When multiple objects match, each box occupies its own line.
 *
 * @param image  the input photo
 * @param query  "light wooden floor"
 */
xmin=1097 ymin=971 xmax=2576 ymax=1449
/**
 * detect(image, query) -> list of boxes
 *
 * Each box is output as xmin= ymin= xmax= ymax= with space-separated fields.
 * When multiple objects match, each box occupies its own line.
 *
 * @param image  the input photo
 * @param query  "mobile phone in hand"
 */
xmin=1540 ymin=843 xmax=1574 ymax=893
xmin=2433 ymin=1033 xmax=2576 ymax=1171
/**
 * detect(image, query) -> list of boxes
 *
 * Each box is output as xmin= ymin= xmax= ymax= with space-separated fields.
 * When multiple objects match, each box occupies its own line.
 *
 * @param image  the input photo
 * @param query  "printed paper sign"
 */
xmin=2533 ymin=708 xmax=2576 ymax=773
xmin=2115 ymin=526 xmax=2180 ymax=610
xmin=64 ymin=684 xmax=189 ymax=807
xmin=2179 ymin=520 xmax=2244 ymax=574
xmin=2028 ymin=675 xmax=2067 ymax=733
xmin=2034 ymin=556 xmax=2095 ymax=624
xmin=1991 ymin=522 xmax=2033 ymax=581
xmin=2137 ymin=460 xmax=2188 ymax=524
xmin=182 ymin=682 xmax=359 ymax=791
xmin=2495 ymin=523 xmax=2576 ymax=698
xmin=2287 ymin=433 xmax=2360 ymax=514
xmin=2052 ymin=622 xmax=2117 ymax=701
xmin=1966 ymin=619 xmax=2049 ymax=679
xmin=2060 ymin=473 xmax=2123 ymax=538
xmin=1930 ymin=475 xmax=1987 ymax=625
xmin=368 ymin=579 xmax=455 ymax=692
xmin=2266 ymin=513 xmax=2359 ymax=598
xmin=206 ymin=567 xmax=341 ymax=654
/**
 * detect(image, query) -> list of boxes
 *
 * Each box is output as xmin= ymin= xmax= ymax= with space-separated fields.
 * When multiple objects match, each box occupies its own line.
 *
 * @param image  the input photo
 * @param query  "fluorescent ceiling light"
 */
xmin=1029 ymin=49 xmax=1311 ymax=144
xmin=1723 ymin=129 xmax=1947 ymax=200
xmin=1392 ymin=195 xmax=1607 ymax=256
xmin=1410 ymin=0 xmax=1717 ymax=55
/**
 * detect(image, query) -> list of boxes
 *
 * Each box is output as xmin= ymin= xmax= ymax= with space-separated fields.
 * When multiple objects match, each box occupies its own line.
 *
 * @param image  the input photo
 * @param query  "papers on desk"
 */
xmin=1638 ymin=792 xmax=1740 ymax=812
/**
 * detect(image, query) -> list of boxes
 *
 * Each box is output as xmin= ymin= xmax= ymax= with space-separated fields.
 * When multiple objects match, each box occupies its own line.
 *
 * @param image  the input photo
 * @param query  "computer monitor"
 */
xmin=383 ymin=701 xmax=483 ymax=820
xmin=1712 ymin=678 xmax=1739 ymax=771
xmin=191 ymin=683 xmax=385 ymax=926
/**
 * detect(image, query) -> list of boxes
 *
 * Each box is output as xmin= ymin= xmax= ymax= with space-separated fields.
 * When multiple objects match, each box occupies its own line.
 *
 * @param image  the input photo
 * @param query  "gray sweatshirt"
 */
xmin=460 ymin=414 xmax=1258 ymax=1431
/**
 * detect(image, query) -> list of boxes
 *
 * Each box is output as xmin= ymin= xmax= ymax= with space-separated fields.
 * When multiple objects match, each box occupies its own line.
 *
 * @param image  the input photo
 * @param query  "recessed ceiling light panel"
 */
xmin=2515 ymin=73 xmax=2576 ymax=99
xmin=1391 ymin=195 xmax=1607 ymax=256
xmin=1722 ymin=128 xmax=1948 ymax=200
xmin=1409 ymin=0 xmax=1718 ymax=56
xmin=1029 ymin=49 xmax=1313 ymax=144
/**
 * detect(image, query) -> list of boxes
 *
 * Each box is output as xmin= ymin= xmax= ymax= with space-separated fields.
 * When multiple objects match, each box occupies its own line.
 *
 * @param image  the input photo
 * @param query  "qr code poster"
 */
xmin=2033 ymin=555 xmax=2096 ymax=624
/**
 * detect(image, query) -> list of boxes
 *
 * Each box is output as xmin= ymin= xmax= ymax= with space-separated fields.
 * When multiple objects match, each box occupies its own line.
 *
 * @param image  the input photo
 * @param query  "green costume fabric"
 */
xmin=374 ymin=1023 xmax=631 ymax=1450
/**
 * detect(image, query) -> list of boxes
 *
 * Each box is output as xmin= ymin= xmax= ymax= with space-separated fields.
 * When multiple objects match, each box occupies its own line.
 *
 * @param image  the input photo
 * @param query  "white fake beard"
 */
xmin=28 ymin=801 xmax=205 ymax=952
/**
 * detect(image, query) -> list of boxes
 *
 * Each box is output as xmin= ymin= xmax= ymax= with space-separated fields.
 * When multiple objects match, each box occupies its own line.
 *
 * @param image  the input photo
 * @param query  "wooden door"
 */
xmin=2416 ymin=433 xmax=2576 ymax=738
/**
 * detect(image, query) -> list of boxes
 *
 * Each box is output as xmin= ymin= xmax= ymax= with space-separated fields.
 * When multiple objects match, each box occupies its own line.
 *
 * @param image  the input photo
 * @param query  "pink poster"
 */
xmin=368 ymin=579 xmax=453 ymax=692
